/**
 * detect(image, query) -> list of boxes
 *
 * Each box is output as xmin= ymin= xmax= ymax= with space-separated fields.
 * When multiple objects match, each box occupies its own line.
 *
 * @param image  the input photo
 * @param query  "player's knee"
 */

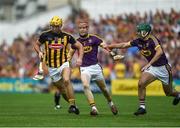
xmin=63 ymin=78 xmax=70 ymax=85
xmin=84 ymin=85 xmax=90 ymax=90
xmin=138 ymin=81 xmax=146 ymax=89
xmin=100 ymin=86 xmax=107 ymax=92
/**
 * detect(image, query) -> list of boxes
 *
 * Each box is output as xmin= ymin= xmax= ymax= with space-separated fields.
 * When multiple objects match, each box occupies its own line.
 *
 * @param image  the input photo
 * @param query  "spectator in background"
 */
xmin=0 ymin=8 xmax=180 ymax=81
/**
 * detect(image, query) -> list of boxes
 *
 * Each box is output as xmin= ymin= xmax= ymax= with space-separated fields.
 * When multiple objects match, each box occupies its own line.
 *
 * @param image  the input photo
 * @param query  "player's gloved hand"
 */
xmin=110 ymin=51 xmax=124 ymax=61
xmin=113 ymin=54 xmax=124 ymax=60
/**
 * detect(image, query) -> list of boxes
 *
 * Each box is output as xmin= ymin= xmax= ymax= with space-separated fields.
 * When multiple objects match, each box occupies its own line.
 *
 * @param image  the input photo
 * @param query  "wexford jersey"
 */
xmin=38 ymin=30 xmax=76 ymax=68
xmin=77 ymin=34 xmax=103 ymax=67
xmin=129 ymin=35 xmax=168 ymax=66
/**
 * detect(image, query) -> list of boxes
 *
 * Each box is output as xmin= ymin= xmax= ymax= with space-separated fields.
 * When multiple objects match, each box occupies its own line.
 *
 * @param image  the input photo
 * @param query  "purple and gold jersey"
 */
xmin=77 ymin=34 xmax=103 ymax=67
xmin=130 ymin=35 xmax=168 ymax=66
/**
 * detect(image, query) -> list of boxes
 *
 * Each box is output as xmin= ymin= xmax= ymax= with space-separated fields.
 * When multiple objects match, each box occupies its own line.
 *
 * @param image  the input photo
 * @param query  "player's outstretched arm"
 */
xmin=108 ymin=42 xmax=131 ymax=50
xmin=73 ymin=41 xmax=84 ymax=66
xmin=100 ymin=42 xmax=124 ymax=60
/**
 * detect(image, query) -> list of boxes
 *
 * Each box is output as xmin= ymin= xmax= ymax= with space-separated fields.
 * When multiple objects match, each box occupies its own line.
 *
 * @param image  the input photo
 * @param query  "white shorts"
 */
xmin=80 ymin=64 xmax=104 ymax=81
xmin=48 ymin=62 xmax=70 ymax=82
xmin=144 ymin=64 xmax=171 ymax=85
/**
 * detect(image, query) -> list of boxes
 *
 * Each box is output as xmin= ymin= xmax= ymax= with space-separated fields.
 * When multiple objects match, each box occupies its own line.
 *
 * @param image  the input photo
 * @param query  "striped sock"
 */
xmin=139 ymin=99 xmax=145 ymax=109
xmin=69 ymin=99 xmax=75 ymax=106
xmin=108 ymin=101 xmax=114 ymax=107
xmin=90 ymin=102 xmax=96 ymax=108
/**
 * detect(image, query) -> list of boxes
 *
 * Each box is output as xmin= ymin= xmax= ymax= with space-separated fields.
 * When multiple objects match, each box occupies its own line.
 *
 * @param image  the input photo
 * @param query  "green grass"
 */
xmin=0 ymin=93 xmax=179 ymax=127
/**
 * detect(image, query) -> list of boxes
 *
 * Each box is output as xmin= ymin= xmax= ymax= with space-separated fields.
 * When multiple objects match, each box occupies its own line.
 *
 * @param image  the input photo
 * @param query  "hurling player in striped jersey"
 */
xmin=34 ymin=16 xmax=84 ymax=115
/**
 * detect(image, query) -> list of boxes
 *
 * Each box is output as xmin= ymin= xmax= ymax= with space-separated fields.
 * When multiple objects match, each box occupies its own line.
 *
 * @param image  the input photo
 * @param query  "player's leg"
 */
xmin=162 ymin=64 xmax=180 ymax=105
xmin=62 ymin=67 xmax=75 ymax=105
xmin=163 ymin=84 xmax=180 ymax=105
xmin=57 ymin=83 xmax=69 ymax=103
xmin=134 ymin=72 xmax=156 ymax=116
xmin=52 ymin=78 xmax=67 ymax=109
xmin=95 ymin=79 xmax=118 ymax=115
xmin=53 ymin=78 xmax=70 ymax=108
xmin=81 ymin=72 xmax=98 ymax=115
xmin=62 ymin=67 xmax=79 ymax=115
xmin=54 ymin=89 xmax=61 ymax=109
xmin=53 ymin=80 xmax=62 ymax=109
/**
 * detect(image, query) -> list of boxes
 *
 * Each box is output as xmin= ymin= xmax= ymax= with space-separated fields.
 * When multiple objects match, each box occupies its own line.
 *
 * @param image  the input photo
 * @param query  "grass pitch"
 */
xmin=0 ymin=93 xmax=179 ymax=127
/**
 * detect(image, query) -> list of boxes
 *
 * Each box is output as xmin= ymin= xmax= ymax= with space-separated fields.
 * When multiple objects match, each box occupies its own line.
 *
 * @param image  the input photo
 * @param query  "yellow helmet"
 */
xmin=50 ymin=16 xmax=62 ymax=26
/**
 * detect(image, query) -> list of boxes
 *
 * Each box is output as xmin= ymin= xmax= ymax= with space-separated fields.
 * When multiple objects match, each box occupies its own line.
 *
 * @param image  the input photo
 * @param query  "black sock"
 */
xmin=54 ymin=91 xmax=61 ymax=106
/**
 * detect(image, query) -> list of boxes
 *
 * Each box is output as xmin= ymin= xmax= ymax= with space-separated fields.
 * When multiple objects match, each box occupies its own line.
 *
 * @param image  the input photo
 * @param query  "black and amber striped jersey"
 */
xmin=38 ymin=30 xmax=76 ymax=68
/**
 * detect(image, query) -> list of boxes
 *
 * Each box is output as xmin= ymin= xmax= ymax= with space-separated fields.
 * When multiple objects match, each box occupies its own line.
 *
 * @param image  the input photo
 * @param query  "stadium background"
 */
xmin=0 ymin=0 xmax=180 ymax=94
xmin=0 ymin=0 xmax=180 ymax=127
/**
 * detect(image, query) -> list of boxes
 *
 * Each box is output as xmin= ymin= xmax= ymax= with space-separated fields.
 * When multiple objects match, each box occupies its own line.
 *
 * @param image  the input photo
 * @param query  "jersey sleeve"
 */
xmin=129 ymin=38 xmax=139 ymax=47
xmin=150 ymin=35 xmax=161 ymax=50
xmin=93 ymin=35 xmax=103 ymax=46
xmin=38 ymin=33 xmax=46 ymax=44
xmin=68 ymin=35 xmax=76 ymax=45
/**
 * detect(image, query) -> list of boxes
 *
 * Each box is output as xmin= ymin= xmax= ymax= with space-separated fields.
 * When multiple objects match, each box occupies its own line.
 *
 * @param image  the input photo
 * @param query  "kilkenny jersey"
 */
xmin=38 ymin=30 xmax=76 ymax=68
xmin=77 ymin=34 xmax=103 ymax=67
xmin=130 ymin=35 xmax=168 ymax=66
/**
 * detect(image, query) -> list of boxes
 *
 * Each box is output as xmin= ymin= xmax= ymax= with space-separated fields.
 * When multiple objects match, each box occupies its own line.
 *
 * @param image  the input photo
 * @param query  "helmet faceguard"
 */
xmin=136 ymin=23 xmax=151 ymax=39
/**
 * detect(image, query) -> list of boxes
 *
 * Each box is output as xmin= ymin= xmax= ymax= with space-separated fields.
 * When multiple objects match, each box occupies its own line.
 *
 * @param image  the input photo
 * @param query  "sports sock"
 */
xmin=92 ymin=106 xmax=97 ymax=111
xmin=54 ymin=91 xmax=60 ymax=106
xmin=90 ymin=102 xmax=96 ymax=107
xmin=69 ymin=99 xmax=75 ymax=106
xmin=178 ymin=93 xmax=180 ymax=98
xmin=108 ymin=101 xmax=114 ymax=107
xmin=139 ymin=99 xmax=145 ymax=109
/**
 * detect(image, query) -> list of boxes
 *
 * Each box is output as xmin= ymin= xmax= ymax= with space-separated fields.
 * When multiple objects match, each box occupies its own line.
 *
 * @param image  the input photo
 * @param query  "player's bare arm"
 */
xmin=107 ymin=42 xmax=131 ymax=50
xmin=33 ymin=40 xmax=43 ymax=59
xmin=67 ymin=48 xmax=76 ymax=61
xmin=32 ymin=40 xmax=44 ymax=80
xmin=100 ymin=42 xmax=124 ymax=60
xmin=141 ymin=45 xmax=163 ymax=72
xmin=148 ymin=45 xmax=163 ymax=65
xmin=73 ymin=41 xmax=84 ymax=66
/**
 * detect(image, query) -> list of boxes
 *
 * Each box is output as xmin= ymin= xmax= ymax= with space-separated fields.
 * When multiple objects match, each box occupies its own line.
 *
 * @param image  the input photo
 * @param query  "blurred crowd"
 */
xmin=0 ymin=8 xmax=180 ymax=80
